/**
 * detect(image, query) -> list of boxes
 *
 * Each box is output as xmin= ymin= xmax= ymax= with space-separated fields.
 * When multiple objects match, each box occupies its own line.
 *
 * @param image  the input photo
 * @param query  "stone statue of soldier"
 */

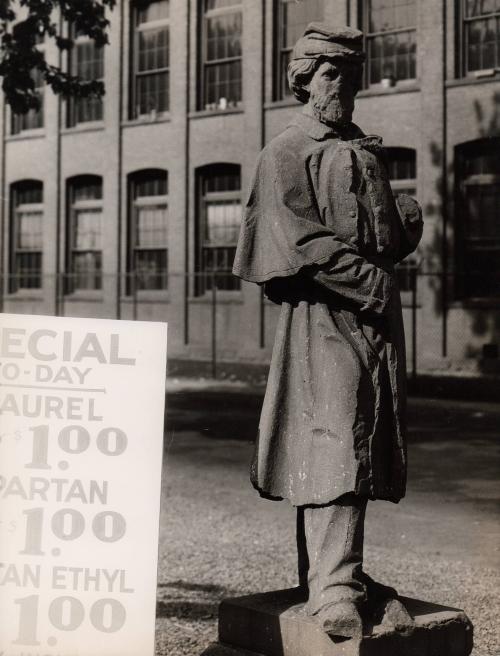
xmin=233 ymin=23 xmax=423 ymax=639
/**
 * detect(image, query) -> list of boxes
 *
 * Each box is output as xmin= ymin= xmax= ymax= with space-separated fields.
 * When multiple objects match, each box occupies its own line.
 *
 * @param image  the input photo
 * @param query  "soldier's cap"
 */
xmin=292 ymin=22 xmax=366 ymax=63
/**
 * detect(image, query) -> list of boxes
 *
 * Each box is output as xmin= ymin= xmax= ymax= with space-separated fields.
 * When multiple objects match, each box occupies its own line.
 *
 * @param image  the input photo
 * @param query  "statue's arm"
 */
xmin=394 ymin=194 xmax=424 ymax=262
xmin=304 ymin=246 xmax=394 ymax=316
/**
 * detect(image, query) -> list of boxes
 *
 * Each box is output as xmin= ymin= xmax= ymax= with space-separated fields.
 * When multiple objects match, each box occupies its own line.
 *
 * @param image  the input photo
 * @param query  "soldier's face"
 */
xmin=307 ymin=59 xmax=361 ymax=126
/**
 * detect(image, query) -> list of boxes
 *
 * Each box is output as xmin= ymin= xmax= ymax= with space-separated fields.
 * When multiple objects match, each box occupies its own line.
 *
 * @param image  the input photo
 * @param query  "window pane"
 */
xmin=386 ymin=148 xmax=417 ymax=180
xmin=136 ymin=0 xmax=170 ymax=25
xmin=135 ymin=173 xmax=168 ymax=197
xmin=70 ymin=41 xmax=104 ymax=124
xmin=135 ymin=205 xmax=168 ymax=246
xmin=396 ymin=257 xmax=418 ymax=291
xmin=205 ymin=0 xmax=241 ymax=10
xmin=198 ymin=167 xmax=241 ymax=292
xmin=135 ymin=250 xmax=168 ymax=290
xmin=281 ymin=0 xmax=324 ymax=48
xmin=10 ymin=183 xmax=43 ymax=291
xmin=458 ymin=140 xmax=500 ymax=298
xmin=466 ymin=14 xmax=500 ymax=72
xmin=466 ymin=0 xmax=499 ymax=17
xmin=17 ymin=184 xmax=43 ymax=205
xmin=369 ymin=0 xmax=416 ymax=31
xmin=11 ymin=67 xmax=44 ymax=134
xmin=205 ymin=200 xmax=241 ymax=244
xmin=73 ymin=180 xmax=102 ymax=201
xmin=17 ymin=210 xmax=43 ymax=249
xmin=206 ymin=13 xmax=242 ymax=62
xmin=16 ymin=252 xmax=42 ymax=289
xmin=203 ymin=4 xmax=242 ymax=110
xmin=138 ymin=27 xmax=169 ymax=72
xmin=204 ymin=60 xmax=241 ymax=107
xmin=74 ymin=209 xmax=102 ymax=250
xmin=278 ymin=0 xmax=323 ymax=98
xmin=73 ymin=252 xmax=102 ymax=290
xmin=134 ymin=15 xmax=170 ymax=116
xmin=367 ymin=29 xmax=416 ymax=82
xmin=136 ymin=71 xmax=169 ymax=114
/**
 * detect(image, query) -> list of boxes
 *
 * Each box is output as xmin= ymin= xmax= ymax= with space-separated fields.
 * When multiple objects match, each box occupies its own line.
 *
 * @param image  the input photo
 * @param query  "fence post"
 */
xmin=259 ymin=284 xmax=265 ymax=348
xmin=411 ymin=267 xmax=417 ymax=382
xmin=56 ymin=272 xmax=63 ymax=317
xmin=211 ymin=272 xmax=217 ymax=379
xmin=132 ymin=271 xmax=138 ymax=321
xmin=441 ymin=269 xmax=448 ymax=358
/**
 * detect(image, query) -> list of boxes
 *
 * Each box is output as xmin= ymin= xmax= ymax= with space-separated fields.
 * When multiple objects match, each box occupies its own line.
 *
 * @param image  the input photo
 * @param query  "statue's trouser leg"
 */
xmin=298 ymin=493 xmax=368 ymax=615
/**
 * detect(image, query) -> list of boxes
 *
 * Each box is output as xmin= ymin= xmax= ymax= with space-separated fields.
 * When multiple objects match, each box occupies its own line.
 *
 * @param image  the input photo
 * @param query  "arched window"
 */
xmin=131 ymin=0 xmax=170 ymax=118
xmin=66 ymin=176 xmax=103 ymax=292
xmin=456 ymin=138 xmax=500 ymax=298
xmin=196 ymin=163 xmax=241 ymax=293
xmin=201 ymin=0 xmax=242 ymax=111
xmin=128 ymin=169 xmax=169 ymax=291
xmin=275 ymin=0 xmax=324 ymax=100
xmin=68 ymin=30 xmax=104 ymax=126
xmin=361 ymin=0 xmax=417 ymax=87
xmin=10 ymin=180 xmax=43 ymax=291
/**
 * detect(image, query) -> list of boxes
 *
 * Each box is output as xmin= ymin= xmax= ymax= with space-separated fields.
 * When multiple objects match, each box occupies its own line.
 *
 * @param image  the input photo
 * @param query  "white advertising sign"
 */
xmin=0 ymin=314 xmax=168 ymax=656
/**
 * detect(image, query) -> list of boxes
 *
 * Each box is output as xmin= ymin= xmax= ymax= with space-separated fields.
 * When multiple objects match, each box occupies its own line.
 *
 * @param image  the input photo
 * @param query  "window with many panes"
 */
xmin=276 ymin=0 xmax=324 ymax=100
xmin=386 ymin=147 xmax=417 ymax=197
xmin=128 ymin=170 xmax=169 ymax=291
xmin=10 ymin=181 xmax=43 ymax=292
xmin=132 ymin=0 xmax=170 ymax=118
xmin=197 ymin=164 xmax=241 ymax=293
xmin=385 ymin=148 xmax=418 ymax=291
xmin=461 ymin=0 xmax=500 ymax=75
xmin=201 ymin=0 xmax=242 ymax=110
xmin=362 ymin=0 xmax=417 ymax=86
xmin=68 ymin=32 xmax=104 ymax=126
xmin=67 ymin=176 xmax=103 ymax=292
xmin=11 ymin=67 xmax=45 ymax=134
xmin=456 ymin=139 xmax=500 ymax=298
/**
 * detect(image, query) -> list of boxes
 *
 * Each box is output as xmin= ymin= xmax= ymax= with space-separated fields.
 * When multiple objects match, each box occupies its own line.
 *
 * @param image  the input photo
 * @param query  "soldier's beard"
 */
xmin=310 ymin=89 xmax=354 ymax=127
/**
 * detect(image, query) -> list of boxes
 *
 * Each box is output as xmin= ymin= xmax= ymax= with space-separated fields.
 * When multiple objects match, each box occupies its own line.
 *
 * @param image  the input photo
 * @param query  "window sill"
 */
xmin=189 ymin=107 xmax=244 ymax=120
xmin=121 ymin=292 xmax=170 ymax=303
xmin=6 ymin=129 xmax=45 ymax=141
xmin=122 ymin=114 xmax=171 ymax=128
xmin=189 ymin=292 xmax=243 ymax=304
xmin=5 ymin=289 xmax=44 ymax=300
xmin=61 ymin=122 xmax=105 ymax=135
xmin=449 ymin=298 xmax=500 ymax=310
xmin=264 ymin=98 xmax=301 ymax=110
xmin=357 ymin=81 xmax=420 ymax=98
xmin=64 ymin=291 xmax=103 ymax=302
xmin=446 ymin=72 xmax=500 ymax=89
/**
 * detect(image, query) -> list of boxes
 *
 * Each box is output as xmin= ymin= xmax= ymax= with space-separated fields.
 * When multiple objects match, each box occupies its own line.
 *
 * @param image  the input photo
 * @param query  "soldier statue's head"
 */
xmin=288 ymin=23 xmax=366 ymax=127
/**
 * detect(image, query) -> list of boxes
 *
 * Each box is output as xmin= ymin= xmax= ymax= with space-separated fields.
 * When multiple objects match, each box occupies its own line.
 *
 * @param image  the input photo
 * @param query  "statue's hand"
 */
xmin=395 ymin=194 xmax=423 ymax=252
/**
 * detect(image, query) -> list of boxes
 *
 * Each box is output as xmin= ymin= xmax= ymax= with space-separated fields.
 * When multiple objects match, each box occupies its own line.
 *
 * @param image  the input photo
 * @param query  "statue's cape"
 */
xmin=232 ymin=120 xmax=382 ymax=283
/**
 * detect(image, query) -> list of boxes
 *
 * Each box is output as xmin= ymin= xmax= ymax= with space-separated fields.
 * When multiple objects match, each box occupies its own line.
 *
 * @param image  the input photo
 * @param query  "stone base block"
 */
xmin=201 ymin=587 xmax=473 ymax=656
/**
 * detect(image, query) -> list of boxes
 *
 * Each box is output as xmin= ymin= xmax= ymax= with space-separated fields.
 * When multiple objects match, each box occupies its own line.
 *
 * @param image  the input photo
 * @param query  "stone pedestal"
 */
xmin=201 ymin=587 xmax=473 ymax=656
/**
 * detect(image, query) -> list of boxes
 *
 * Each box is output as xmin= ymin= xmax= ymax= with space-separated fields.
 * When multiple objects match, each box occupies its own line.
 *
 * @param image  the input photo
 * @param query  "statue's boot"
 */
xmin=378 ymin=597 xmax=415 ymax=632
xmin=360 ymin=571 xmax=398 ymax=601
xmin=316 ymin=601 xmax=364 ymax=639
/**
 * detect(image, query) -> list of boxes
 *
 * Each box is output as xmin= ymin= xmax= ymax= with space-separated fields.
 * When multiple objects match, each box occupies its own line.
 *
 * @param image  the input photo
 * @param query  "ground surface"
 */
xmin=155 ymin=379 xmax=500 ymax=656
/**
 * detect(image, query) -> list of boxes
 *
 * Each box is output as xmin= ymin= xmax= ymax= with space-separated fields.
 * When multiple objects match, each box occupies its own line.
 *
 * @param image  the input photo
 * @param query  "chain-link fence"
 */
xmin=1 ymin=268 xmax=498 ymax=380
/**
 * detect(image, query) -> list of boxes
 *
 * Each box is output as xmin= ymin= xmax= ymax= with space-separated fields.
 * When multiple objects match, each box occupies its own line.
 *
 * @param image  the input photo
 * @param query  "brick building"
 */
xmin=1 ymin=0 xmax=500 ymax=376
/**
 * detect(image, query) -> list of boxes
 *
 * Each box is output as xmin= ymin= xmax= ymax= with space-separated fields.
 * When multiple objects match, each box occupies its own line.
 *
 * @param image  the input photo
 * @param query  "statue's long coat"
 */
xmin=233 ymin=112 xmax=423 ymax=507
